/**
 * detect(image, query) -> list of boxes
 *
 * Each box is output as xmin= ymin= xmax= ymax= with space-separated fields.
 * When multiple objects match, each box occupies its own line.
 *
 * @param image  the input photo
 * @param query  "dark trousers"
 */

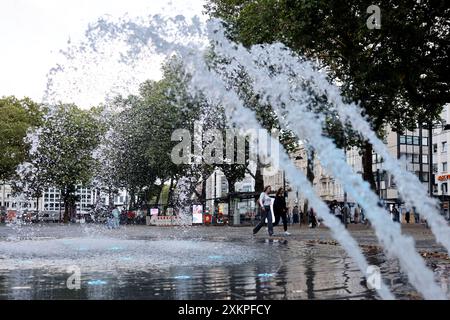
xmin=273 ymin=210 xmax=288 ymax=231
xmin=253 ymin=206 xmax=273 ymax=235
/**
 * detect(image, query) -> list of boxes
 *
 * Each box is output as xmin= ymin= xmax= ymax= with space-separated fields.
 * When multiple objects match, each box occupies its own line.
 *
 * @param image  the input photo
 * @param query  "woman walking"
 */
xmin=253 ymin=186 xmax=274 ymax=236
xmin=273 ymin=188 xmax=291 ymax=235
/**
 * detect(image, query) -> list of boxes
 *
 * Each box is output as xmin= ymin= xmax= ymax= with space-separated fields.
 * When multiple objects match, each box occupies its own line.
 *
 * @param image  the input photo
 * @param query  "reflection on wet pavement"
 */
xmin=0 ymin=225 xmax=448 ymax=300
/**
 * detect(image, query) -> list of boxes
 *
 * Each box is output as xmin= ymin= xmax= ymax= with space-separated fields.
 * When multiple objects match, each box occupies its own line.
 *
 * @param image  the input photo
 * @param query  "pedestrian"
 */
xmin=309 ymin=207 xmax=317 ymax=228
xmin=333 ymin=201 xmax=343 ymax=223
xmin=343 ymin=202 xmax=350 ymax=226
xmin=392 ymin=204 xmax=400 ymax=223
xmin=253 ymin=186 xmax=274 ymax=236
xmin=413 ymin=207 xmax=419 ymax=223
xmin=106 ymin=207 xmax=115 ymax=229
xmin=273 ymin=188 xmax=291 ymax=236
xmin=354 ymin=204 xmax=360 ymax=224
xmin=292 ymin=205 xmax=300 ymax=224
xmin=360 ymin=206 xmax=365 ymax=223
xmin=405 ymin=206 xmax=411 ymax=224
xmin=112 ymin=206 xmax=120 ymax=228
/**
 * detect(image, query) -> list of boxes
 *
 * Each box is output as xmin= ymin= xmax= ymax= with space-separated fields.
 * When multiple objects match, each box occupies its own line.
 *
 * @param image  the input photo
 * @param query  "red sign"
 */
xmin=437 ymin=174 xmax=450 ymax=181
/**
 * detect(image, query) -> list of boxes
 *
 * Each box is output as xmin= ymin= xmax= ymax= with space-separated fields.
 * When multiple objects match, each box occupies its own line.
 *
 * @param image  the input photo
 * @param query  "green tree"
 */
xmin=206 ymin=0 xmax=450 ymax=190
xmin=29 ymin=104 xmax=103 ymax=222
xmin=0 ymin=96 xmax=43 ymax=182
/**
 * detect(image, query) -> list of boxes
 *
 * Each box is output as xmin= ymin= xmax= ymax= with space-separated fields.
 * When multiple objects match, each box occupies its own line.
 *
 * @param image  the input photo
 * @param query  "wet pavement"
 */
xmin=0 ymin=223 xmax=449 ymax=300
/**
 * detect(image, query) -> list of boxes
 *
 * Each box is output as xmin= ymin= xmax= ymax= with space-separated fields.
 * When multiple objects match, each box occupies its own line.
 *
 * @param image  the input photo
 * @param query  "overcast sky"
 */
xmin=0 ymin=0 xmax=206 ymax=105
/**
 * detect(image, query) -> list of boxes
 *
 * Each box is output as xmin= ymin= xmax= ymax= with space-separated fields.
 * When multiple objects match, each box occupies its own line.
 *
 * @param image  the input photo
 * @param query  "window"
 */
xmin=433 ymin=163 xmax=438 ymax=173
xmin=443 ymin=162 xmax=448 ymax=172
xmin=406 ymin=136 xmax=413 ymax=145
xmin=413 ymin=136 xmax=420 ymax=145
xmin=433 ymin=184 xmax=439 ymax=193
xmin=400 ymin=135 xmax=406 ymax=144
xmin=442 ymin=141 xmax=447 ymax=153
xmin=422 ymin=155 xmax=428 ymax=164
xmin=422 ymin=173 xmax=429 ymax=182
xmin=407 ymin=154 xmax=413 ymax=162
xmin=422 ymin=137 xmax=429 ymax=146
xmin=433 ymin=144 xmax=438 ymax=153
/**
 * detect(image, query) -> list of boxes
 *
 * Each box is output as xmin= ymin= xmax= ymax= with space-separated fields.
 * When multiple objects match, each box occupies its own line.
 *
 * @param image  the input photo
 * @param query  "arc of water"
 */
xmin=48 ymin=14 xmax=439 ymax=299
xmin=204 ymin=22 xmax=446 ymax=299
xmin=239 ymin=43 xmax=450 ymax=255
xmin=171 ymin=42 xmax=394 ymax=300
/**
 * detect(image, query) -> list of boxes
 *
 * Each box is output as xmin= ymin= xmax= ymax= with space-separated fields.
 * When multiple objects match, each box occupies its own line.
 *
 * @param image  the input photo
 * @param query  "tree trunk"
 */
xmin=228 ymin=179 xmax=236 ymax=193
xmin=254 ymin=158 xmax=264 ymax=199
xmin=108 ymin=188 xmax=113 ymax=209
xmin=154 ymin=182 xmax=165 ymax=207
xmin=200 ymin=178 xmax=207 ymax=211
xmin=361 ymin=141 xmax=377 ymax=191
xmin=164 ymin=178 xmax=175 ymax=215
xmin=63 ymin=198 xmax=70 ymax=224
xmin=303 ymin=150 xmax=315 ymax=220
xmin=128 ymin=189 xmax=135 ymax=210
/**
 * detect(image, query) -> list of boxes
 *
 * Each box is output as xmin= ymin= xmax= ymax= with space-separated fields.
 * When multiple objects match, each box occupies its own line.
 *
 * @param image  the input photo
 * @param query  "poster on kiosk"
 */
xmin=192 ymin=205 xmax=203 ymax=224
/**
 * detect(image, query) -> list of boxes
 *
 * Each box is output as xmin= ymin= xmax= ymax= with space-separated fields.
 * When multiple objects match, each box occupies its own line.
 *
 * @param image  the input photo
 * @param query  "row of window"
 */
xmin=433 ymin=162 xmax=449 ymax=172
xmin=399 ymin=135 xmax=429 ymax=146
xmin=1 ymin=202 xmax=37 ymax=208
xmin=399 ymin=153 xmax=429 ymax=164
xmin=45 ymin=188 xmax=92 ymax=194
xmin=44 ymin=203 xmax=91 ymax=209
xmin=433 ymin=141 xmax=448 ymax=153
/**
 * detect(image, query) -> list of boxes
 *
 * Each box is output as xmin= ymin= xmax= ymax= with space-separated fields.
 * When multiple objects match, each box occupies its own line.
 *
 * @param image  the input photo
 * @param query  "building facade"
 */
xmin=1 ymin=183 xmax=129 ymax=215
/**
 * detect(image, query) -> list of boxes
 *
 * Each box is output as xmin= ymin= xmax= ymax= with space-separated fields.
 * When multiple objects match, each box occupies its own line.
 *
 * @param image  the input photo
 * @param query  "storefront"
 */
xmin=438 ymin=195 xmax=450 ymax=220
xmin=206 ymin=192 xmax=259 ymax=226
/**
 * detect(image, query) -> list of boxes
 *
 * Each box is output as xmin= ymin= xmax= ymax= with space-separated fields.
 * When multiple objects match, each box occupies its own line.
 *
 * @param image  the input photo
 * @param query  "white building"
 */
xmin=1 ymin=182 xmax=129 ymax=215
xmin=430 ymin=104 xmax=450 ymax=218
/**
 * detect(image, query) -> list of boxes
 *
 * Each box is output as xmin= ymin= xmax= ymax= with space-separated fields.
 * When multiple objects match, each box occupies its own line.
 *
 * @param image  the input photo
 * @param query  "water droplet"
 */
xmin=174 ymin=275 xmax=191 ymax=280
xmin=257 ymin=273 xmax=275 ymax=278
xmin=208 ymin=255 xmax=223 ymax=260
xmin=87 ymin=280 xmax=107 ymax=286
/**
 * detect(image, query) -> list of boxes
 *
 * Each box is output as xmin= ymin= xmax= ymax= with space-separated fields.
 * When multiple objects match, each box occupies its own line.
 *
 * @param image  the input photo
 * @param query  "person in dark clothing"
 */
xmin=273 ymin=188 xmax=290 ymax=235
xmin=405 ymin=207 xmax=411 ymax=224
xmin=292 ymin=206 xmax=300 ymax=224
xmin=392 ymin=204 xmax=400 ymax=223
xmin=309 ymin=207 xmax=317 ymax=228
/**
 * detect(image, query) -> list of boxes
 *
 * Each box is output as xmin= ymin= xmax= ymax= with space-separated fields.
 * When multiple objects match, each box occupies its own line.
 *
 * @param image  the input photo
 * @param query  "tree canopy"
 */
xmin=0 ymin=96 xmax=43 ymax=182
xmin=206 ymin=0 xmax=450 ymax=189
